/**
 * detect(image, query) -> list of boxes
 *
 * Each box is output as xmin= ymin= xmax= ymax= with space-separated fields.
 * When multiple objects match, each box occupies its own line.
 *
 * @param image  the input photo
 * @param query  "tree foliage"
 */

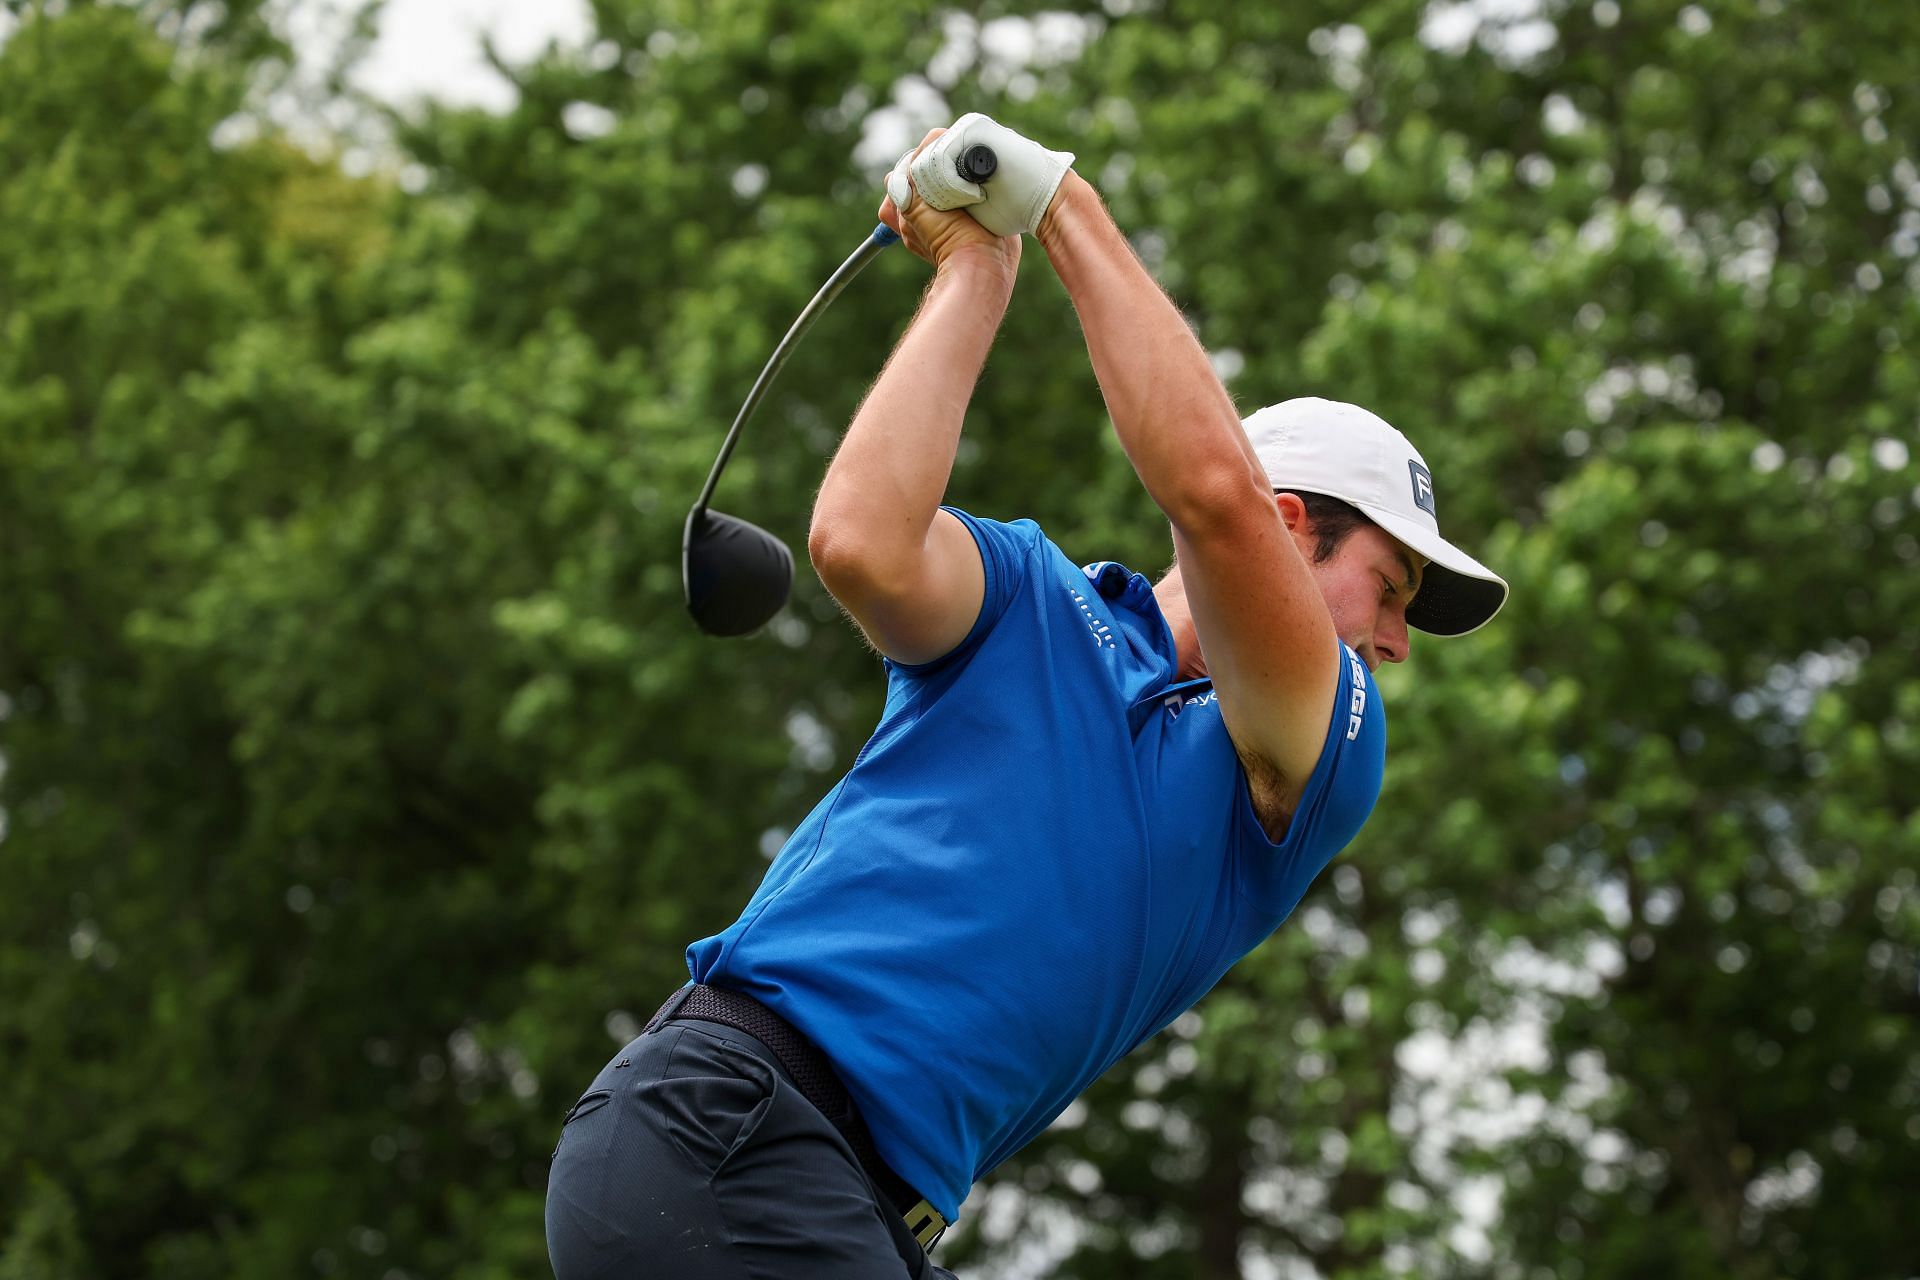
xmin=2 ymin=2 xmax=1915 ymax=1278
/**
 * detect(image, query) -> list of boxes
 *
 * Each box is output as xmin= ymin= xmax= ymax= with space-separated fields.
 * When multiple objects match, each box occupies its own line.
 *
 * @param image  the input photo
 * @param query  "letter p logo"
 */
xmin=1408 ymin=461 xmax=1436 ymax=517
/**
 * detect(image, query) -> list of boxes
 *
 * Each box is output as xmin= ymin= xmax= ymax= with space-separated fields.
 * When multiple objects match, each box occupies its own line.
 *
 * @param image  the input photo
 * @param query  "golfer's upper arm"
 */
xmin=1171 ymin=477 xmax=1342 ymax=798
xmin=807 ymin=508 xmax=986 ymax=666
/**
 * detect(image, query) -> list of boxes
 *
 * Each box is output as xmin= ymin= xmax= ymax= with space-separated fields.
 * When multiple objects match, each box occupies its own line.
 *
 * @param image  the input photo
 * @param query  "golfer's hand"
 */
xmin=881 ymin=129 xmax=1020 ymax=283
xmin=909 ymin=113 xmax=1075 ymax=238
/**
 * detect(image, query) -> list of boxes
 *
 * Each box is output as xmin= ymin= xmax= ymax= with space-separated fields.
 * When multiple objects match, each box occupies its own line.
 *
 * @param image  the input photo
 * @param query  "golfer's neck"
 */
xmin=1153 ymin=568 xmax=1208 ymax=681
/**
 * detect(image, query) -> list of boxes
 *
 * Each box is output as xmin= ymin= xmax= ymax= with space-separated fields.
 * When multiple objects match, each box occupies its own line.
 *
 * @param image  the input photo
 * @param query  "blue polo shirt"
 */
xmin=687 ymin=508 xmax=1385 ymax=1223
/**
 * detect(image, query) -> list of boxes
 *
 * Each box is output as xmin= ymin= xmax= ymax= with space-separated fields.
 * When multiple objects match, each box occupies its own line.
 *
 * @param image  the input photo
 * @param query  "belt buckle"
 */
xmin=902 ymin=1198 xmax=947 ymax=1251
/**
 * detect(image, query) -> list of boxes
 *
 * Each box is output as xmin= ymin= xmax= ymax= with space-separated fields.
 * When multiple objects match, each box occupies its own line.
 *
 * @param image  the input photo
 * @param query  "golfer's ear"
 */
xmin=1273 ymin=491 xmax=1323 ymax=564
xmin=809 ymin=509 xmax=986 ymax=667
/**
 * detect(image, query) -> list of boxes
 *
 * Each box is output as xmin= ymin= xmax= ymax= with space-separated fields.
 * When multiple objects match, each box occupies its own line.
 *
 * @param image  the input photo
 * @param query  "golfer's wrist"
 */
xmin=933 ymin=243 xmax=1019 ymax=298
xmin=1035 ymin=171 xmax=1097 ymax=257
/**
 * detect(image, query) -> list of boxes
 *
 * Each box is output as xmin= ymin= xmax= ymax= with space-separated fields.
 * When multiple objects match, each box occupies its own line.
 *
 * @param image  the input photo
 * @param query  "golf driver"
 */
xmin=683 ymin=144 xmax=1001 ymax=636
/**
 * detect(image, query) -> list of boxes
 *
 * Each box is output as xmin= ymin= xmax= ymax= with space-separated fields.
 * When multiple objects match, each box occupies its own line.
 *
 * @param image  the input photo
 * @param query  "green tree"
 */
xmin=4 ymin=0 xmax=1915 ymax=1277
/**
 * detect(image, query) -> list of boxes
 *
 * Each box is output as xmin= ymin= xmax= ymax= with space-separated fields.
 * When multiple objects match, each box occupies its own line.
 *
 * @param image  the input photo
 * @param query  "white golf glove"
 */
xmin=885 ymin=113 xmax=1075 ymax=237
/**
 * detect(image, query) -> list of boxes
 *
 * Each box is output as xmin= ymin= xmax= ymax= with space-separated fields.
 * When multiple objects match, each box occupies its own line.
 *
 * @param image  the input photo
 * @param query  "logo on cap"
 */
xmin=1408 ymin=461 xmax=1436 ymax=517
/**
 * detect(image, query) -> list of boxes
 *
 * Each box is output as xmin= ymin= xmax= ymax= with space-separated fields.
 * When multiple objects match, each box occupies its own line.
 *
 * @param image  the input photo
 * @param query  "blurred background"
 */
xmin=2 ymin=0 xmax=1916 ymax=1276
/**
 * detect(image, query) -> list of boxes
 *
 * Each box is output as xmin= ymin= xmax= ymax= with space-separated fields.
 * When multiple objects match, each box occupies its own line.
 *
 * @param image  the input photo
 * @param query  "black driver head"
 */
xmin=683 ymin=508 xmax=795 ymax=636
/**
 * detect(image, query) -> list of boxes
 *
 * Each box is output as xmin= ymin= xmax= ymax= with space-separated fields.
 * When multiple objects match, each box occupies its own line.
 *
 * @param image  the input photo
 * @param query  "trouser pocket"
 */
xmin=550 ymin=1089 xmax=612 ymax=1158
xmin=550 ymin=1031 xmax=664 ymax=1159
xmin=647 ymin=1025 xmax=780 ymax=1175
xmin=562 ymin=1090 xmax=612 ymax=1125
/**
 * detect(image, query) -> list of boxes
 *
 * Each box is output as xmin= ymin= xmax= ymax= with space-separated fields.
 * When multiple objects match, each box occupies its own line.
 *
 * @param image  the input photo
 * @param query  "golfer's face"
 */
xmin=1313 ymin=526 xmax=1424 ymax=671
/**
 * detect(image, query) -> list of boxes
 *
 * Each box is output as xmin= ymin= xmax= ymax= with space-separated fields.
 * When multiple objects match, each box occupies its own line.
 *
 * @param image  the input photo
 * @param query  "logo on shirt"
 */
xmin=1163 ymin=688 xmax=1216 ymax=720
xmin=1068 ymin=587 xmax=1116 ymax=650
xmin=1408 ymin=460 xmax=1436 ymax=518
xmin=1345 ymin=648 xmax=1368 ymax=740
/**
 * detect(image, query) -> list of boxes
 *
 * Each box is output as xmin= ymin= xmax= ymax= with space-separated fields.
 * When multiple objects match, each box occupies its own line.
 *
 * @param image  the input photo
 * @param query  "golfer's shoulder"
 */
xmin=939 ymin=506 xmax=1049 ymax=557
xmin=935 ymin=507 xmax=1068 ymax=597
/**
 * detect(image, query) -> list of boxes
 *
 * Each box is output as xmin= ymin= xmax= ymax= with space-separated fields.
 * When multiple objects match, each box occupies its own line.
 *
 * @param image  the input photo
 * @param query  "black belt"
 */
xmin=647 ymin=983 xmax=948 ymax=1250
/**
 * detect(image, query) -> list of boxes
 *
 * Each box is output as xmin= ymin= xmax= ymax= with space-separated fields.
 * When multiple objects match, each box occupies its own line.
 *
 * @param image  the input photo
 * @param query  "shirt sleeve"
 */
xmin=1232 ymin=640 xmax=1387 ymax=911
xmin=885 ymin=506 xmax=1045 ymax=681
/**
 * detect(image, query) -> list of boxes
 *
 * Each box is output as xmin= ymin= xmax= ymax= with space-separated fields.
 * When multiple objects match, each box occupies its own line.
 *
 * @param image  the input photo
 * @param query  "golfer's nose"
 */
xmin=1375 ymin=612 xmax=1410 ymax=665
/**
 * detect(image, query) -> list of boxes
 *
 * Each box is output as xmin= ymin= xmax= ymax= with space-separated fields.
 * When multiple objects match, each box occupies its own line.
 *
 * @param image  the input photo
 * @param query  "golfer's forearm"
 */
xmin=809 ymin=258 xmax=1013 ymax=575
xmin=1038 ymin=176 xmax=1267 ymax=529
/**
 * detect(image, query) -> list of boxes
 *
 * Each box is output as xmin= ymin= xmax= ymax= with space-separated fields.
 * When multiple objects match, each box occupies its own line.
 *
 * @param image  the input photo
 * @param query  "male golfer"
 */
xmin=545 ymin=115 xmax=1506 ymax=1279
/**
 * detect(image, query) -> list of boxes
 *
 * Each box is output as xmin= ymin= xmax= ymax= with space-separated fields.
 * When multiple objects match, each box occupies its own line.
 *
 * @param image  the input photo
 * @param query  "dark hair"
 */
xmin=1276 ymin=489 xmax=1371 ymax=563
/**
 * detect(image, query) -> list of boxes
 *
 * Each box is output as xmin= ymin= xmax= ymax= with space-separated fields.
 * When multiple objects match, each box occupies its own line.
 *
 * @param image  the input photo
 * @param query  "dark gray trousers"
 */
xmin=545 ymin=1018 xmax=957 ymax=1279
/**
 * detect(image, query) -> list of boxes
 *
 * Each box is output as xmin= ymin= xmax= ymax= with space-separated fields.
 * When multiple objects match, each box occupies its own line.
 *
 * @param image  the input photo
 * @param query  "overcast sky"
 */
xmin=329 ymin=0 xmax=1552 ymax=110
xmin=0 ymin=0 xmax=1551 ymax=116
xmin=328 ymin=0 xmax=593 ymax=111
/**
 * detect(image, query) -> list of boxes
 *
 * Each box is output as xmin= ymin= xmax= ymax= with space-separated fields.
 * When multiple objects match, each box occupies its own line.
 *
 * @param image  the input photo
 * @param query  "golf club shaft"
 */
xmin=690 ymin=223 xmax=902 ymax=520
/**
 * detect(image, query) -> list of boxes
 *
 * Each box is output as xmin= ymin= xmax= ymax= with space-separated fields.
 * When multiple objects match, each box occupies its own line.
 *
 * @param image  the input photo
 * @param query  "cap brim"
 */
xmin=1355 ymin=503 xmax=1508 ymax=637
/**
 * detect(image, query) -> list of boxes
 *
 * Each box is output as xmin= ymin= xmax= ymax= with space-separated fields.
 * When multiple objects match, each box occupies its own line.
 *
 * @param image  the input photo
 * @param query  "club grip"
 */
xmin=873 ymin=141 xmax=998 ymax=246
xmin=956 ymin=144 xmax=997 ymax=184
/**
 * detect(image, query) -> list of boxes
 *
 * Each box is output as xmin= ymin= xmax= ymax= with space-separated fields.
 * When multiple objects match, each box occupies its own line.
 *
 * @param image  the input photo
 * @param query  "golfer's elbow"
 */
xmin=807 ymin=514 xmax=854 ymax=580
xmin=807 ymin=515 xmax=913 ymax=599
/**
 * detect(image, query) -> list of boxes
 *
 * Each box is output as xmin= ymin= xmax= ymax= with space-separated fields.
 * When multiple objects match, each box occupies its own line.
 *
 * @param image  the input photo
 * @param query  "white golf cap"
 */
xmin=1241 ymin=397 xmax=1508 ymax=636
